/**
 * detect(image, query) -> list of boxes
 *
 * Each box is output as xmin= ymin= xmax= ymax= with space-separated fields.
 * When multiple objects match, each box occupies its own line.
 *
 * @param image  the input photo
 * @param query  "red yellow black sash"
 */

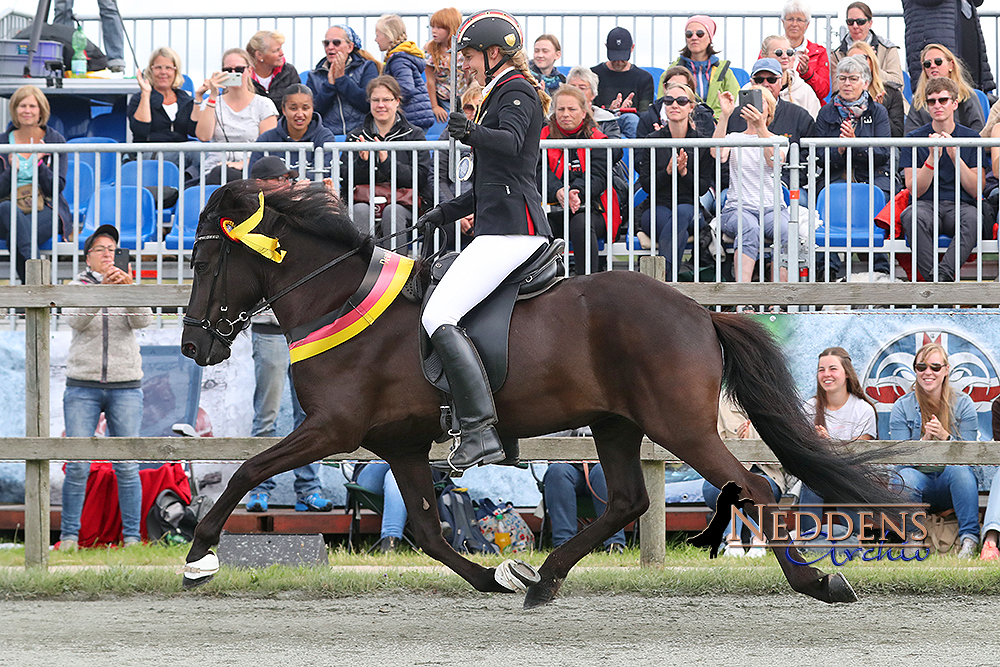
xmin=286 ymin=247 xmax=413 ymax=363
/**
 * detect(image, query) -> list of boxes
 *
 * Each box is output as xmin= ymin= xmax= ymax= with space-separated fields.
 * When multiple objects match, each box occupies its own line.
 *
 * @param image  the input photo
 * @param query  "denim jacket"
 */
xmin=888 ymin=391 xmax=978 ymax=442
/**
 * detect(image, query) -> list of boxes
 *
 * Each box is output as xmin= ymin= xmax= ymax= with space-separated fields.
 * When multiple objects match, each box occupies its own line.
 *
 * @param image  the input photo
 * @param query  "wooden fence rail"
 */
xmin=5 ymin=259 xmax=1000 ymax=573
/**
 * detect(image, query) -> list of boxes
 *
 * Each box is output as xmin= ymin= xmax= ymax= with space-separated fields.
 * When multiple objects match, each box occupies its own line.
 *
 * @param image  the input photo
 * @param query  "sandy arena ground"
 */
xmin=1 ymin=592 xmax=997 ymax=667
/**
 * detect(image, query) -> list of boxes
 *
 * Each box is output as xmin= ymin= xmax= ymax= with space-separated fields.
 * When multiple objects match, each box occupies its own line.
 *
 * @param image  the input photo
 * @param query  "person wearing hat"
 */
xmin=243 ymin=155 xmax=335 ymax=514
xmin=726 ymin=58 xmax=815 ymax=170
xmin=590 ymin=27 xmax=655 ymax=138
xmin=306 ymin=24 xmax=382 ymax=136
xmin=417 ymin=10 xmax=552 ymax=472
xmin=58 ymin=225 xmax=153 ymax=551
xmin=658 ymin=15 xmax=740 ymax=122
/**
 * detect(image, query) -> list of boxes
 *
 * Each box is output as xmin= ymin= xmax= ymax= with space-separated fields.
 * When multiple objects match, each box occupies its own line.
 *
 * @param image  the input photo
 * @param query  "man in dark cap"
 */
xmin=590 ymin=27 xmax=655 ymax=137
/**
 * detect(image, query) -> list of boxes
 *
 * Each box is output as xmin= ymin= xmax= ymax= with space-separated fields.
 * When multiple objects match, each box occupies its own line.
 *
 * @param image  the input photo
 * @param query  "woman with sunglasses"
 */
xmin=306 ymin=25 xmax=381 ymax=136
xmin=635 ymin=82 xmax=713 ymax=280
xmin=192 ymin=48 xmax=278 ymax=185
xmin=830 ymin=2 xmax=903 ymax=94
xmin=846 ymin=41 xmax=904 ymax=137
xmin=890 ymin=342 xmax=981 ymax=559
xmin=813 ymin=56 xmax=891 ymax=194
xmin=904 ymin=43 xmax=984 ymax=136
xmin=761 ymin=35 xmax=819 ymax=120
xmin=539 ymin=84 xmax=621 ymax=275
xmin=658 ymin=15 xmax=739 ymax=122
xmin=902 ymin=0 xmax=994 ymax=96
xmin=712 ymin=86 xmax=789 ymax=286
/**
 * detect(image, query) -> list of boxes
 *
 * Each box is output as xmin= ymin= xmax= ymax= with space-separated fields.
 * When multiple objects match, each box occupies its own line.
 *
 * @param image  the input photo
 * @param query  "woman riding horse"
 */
xmin=418 ymin=10 xmax=553 ymax=473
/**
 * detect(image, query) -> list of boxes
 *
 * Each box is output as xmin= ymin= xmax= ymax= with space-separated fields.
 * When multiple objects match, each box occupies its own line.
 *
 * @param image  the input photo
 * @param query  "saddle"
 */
xmin=419 ymin=238 xmax=565 ymax=395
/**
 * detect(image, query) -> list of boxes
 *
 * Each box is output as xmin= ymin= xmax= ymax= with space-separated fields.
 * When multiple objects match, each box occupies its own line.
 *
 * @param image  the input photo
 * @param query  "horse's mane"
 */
xmin=201 ymin=180 xmax=376 ymax=257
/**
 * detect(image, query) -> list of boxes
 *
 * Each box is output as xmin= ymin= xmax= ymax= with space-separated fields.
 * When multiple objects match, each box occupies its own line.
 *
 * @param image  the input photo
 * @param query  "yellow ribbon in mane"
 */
xmin=220 ymin=191 xmax=286 ymax=263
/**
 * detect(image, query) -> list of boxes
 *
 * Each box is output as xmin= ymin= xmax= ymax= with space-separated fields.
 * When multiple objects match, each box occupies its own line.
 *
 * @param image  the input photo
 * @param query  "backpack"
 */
xmin=437 ymin=484 xmax=499 ymax=554
xmin=146 ymin=489 xmax=214 ymax=544
xmin=476 ymin=498 xmax=535 ymax=553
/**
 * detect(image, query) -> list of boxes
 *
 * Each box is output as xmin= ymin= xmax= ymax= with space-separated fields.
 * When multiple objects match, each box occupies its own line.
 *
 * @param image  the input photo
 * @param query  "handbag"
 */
xmin=15 ymin=183 xmax=46 ymax=214
xmin=353 ymin=183 xmax=416 ymax=219
xmin=476 ymin=498 xmax=535 ymax=553
xmin=924 ymin=511 xmax=960 ymax=554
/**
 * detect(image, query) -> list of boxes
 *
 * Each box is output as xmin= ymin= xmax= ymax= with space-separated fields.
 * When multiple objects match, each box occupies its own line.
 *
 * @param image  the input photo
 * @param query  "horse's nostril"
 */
xmin=182 ymin=342 xmax=197 ymax=358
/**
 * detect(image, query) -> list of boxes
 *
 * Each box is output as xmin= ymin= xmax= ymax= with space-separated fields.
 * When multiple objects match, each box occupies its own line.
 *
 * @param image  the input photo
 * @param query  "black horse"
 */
xmin=180 ymin=182 xmax=895 ymax=607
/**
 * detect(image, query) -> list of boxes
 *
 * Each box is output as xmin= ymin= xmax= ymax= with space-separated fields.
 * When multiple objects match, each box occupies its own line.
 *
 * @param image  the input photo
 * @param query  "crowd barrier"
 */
xmin=3 ymin=136 xmax=999 ymax=291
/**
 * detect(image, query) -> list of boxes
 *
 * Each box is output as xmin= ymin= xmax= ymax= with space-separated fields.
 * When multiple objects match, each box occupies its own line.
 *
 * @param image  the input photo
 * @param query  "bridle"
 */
xmin=182 ymin=215 xmax=430 ymax=350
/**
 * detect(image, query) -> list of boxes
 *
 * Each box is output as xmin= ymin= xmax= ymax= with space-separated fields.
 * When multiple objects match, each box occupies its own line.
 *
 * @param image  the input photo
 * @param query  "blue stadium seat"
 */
xmin=67 ymin=137 xmax=119 ymax=186
xmin=814 ymin=183 xmax=888 ymax=248
xmin=180 ymin=74 xmax=194 ymax=95
xmin=975 ymin=89 xmax=990 ymax=120
xmin=79 ymin=186 xmax=157 ymax=250
xmin=730 ymin=67 xmax=750 ymax=88
xmin=165 ymin=185 xmax=220 ymax=250
xmin=901 ymin=71 xmax=912 ymax=104
xmin=87 ymin=113 xmax=127 ymax=142
xmin=61 ymin=161 xmax=95 ymax=225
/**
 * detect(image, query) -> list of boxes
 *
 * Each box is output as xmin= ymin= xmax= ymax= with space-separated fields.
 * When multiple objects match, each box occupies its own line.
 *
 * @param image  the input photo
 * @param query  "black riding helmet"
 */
xmin=456 ymin=10 xmax=524 ymax=83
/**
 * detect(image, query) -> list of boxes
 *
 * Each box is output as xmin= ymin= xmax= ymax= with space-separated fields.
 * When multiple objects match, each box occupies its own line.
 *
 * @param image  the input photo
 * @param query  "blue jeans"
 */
xmin=897 ymin=466 xmax=981 ymax=543
xmin=640 ymin=203 xmax=701 ymax=279
xmin=250 ymin=331 xmax=320 ymax=498
xmin=355 ymin=462 xmax=407 ymax=539
xmin=543 ymin=463 xmax=625 ymax=548
xmin=61 ymin=385 xmax=143 ymax=542
xmin=0 ymin=201 xmax=57 ymax=283
xmin=53 ymin=0 xmax=125 ymax=62
xmin=616 ymin=112 xmax=639 ymax=139
xmin=702 ymin=470 xmax=781 ymax=546
xmin=983 ymin=468 xmax=1000 ymax=539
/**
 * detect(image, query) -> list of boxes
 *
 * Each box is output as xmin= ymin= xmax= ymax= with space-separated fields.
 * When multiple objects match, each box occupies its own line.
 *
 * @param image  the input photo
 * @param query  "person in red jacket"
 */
xmin=781 ymin=1 xmax=830 ymax=104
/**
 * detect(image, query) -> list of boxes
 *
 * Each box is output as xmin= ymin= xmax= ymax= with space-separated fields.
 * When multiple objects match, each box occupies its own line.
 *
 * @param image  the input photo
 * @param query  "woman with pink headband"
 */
xmin=658 ymin=15 xmax=740 ymax=121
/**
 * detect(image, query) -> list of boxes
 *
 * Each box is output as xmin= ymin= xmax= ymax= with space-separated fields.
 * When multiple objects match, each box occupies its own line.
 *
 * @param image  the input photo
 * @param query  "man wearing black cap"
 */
xmin=590 ymin=27 xmax=655 ymax=138
xmin=243 ymin=156 xmax=334 ymax=514
xmin=59 ymin=225 xmax=153 ymax=551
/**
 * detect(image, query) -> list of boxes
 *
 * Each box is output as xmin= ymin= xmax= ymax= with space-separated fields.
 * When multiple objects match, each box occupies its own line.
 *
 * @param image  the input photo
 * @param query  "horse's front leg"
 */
xmin=389 ymin=459 xmax=535 ymax=594
xmin=182 ymin=420 xmax=354 ymax=589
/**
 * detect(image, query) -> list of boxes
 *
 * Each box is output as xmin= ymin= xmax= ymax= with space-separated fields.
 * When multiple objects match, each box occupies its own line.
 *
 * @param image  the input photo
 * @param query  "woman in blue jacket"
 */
xmin=374 ymin=14 xmax=435 ymax=131
xmin=889 ymin=342 xmax=981 ymax=558
xmin=306 ymin=25 xmax=380 ymax=136
xmin=251 ymin=84 xmax=337 ymax=178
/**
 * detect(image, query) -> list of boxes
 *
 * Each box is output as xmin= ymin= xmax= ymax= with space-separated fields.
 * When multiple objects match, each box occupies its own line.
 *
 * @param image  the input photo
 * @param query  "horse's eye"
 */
xmin=193 ymin=261 xmax=210 ymax=274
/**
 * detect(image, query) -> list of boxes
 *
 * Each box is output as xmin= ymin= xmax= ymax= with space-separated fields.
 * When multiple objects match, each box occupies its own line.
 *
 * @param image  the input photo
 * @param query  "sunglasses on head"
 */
xmin=770 ymin=49 xmax=790 ymax=58
xmin=845 ymin=17 xmax=870 ymax=26
xmin=662 ymin=95 xmax=692 ymax=107
xmin=322 ymin=38 xmax=344 ymax=47
xmin=925 ymin=95 xmax=953 ymax=106
xmin=753 ymin=75 xmax=779 ymax=84
xmin=222 ymin=65 xmax=246 ymax=73
xmin=923 ymin=57 xmax=945 ymax=69
xmin=914 ymin=362 xmax=945 ymax=372
xmin=685 ymin=30 xmax=706 ymax=39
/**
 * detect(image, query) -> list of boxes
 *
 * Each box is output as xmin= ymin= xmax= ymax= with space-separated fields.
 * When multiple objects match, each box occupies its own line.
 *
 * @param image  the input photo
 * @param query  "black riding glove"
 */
xmin=447 ymin=111 xmax=475 ymax=142
xmin=417 ymin=206 xmax=446 ymax=232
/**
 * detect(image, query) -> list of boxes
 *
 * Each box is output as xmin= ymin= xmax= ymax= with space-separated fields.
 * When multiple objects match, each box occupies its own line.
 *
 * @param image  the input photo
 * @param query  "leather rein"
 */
xmin=182 ymin=222 xmax=425 ymax=350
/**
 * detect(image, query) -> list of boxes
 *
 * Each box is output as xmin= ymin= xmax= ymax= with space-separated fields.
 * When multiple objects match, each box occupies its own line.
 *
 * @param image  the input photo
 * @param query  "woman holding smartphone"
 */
xmin=192 ymin=48 xmax=278 ymax=185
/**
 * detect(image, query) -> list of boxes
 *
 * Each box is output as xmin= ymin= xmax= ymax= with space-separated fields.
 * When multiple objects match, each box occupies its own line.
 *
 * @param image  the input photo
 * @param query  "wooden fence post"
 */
xmin=637 ymin=256 xmax=666 ymax=567
xmin=24 ymin=259 xmax=51 ymax=569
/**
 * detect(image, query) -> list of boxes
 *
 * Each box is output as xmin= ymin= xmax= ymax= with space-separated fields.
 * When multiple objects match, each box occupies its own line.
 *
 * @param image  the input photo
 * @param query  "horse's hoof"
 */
xmin=523 ymin=577 xmax=564 ymax=609
xmin=494 ymin=559 xmax=541 ymax=593
xmin=822 ymin=572 xmax=858 ymax=603
xmin=179 ymin=550 xmax=219 ymax=590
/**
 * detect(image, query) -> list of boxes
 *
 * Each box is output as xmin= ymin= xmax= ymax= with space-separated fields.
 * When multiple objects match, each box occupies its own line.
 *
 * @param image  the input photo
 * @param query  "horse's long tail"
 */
xmin=710 ymin=312 xmax=897 ymax=506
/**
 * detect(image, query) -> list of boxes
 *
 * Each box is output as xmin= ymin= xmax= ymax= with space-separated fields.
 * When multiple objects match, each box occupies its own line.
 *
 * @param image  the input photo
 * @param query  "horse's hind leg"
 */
xmin=654 ymin=428 xmax=856 ymax=604
xmin=388 ymin=458 xmax=513 ymax=593
xmin=524 ymin=416 xmax=648 ymax=609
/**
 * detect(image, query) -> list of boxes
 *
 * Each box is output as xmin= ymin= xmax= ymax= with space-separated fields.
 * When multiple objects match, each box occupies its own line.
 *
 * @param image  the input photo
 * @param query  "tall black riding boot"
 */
xmin=430 ymin=324 xmax=505 ymax=472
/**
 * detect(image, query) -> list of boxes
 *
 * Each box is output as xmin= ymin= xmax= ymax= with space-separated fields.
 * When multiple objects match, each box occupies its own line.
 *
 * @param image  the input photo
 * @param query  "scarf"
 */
xmin=833 ymin=90 xmax=870 ymax=122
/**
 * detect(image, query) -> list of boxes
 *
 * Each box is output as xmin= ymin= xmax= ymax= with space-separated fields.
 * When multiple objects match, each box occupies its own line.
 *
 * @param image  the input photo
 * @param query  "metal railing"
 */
xmin=2 ymin=135 xmax=999 ymax=293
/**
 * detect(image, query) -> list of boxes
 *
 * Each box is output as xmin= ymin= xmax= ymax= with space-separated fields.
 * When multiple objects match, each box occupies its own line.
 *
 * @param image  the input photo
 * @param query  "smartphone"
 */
xmin=736 ymin=88 xmax=763 ymax=117
xmin=113 ymin=247 xmax=131 ymax=273
xmin=220 ymin=72 xmax=243 ymax=88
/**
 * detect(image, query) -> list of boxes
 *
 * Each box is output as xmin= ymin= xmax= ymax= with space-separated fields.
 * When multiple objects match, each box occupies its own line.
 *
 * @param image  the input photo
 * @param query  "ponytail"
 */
xmin=508 ymin=50 xmax=551 ymax=115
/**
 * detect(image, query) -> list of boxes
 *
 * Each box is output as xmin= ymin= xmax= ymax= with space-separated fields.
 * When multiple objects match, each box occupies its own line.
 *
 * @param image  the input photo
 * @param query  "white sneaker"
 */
xmin=723 ymin=544 xmax=746 ymax=557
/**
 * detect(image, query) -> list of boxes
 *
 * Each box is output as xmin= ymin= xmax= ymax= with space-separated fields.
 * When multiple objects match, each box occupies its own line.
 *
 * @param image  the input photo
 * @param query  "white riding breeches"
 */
xmin=421 ymin=234 xmax=549 ymax=335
